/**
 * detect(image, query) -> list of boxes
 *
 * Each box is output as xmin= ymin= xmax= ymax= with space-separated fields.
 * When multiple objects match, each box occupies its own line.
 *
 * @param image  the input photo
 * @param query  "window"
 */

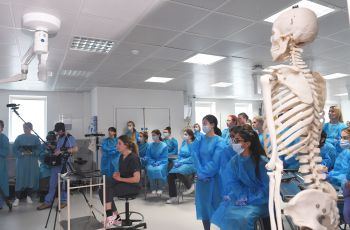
xmin=195 ymin=101 xmax=216 ymax=125
xmin=235 ymin=103 xmax=253 ymax=119
xmin=9 ymin=95 xmax=47 ymax=142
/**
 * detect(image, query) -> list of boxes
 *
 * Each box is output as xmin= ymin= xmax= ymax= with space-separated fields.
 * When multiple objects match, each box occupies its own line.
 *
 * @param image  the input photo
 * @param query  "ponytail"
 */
xmin=118 ymin=135 xmax=139 ymax=155
xmin=130 ymin=141 xmax=139 ymax=155
xmin=214 ymin=126 xmax=221 ymax=136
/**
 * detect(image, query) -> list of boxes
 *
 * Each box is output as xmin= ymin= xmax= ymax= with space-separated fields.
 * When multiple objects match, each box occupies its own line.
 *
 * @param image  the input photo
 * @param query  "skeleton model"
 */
xmin=261 ymin=7 xmax=339 ymax=230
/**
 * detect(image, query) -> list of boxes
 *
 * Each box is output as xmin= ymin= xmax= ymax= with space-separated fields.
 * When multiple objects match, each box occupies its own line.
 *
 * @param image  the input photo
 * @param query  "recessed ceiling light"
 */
xmin=264 ymin=0 xmax=335 ymax=23
xmin=184 ymin=53 xmax=226 ymax=65
xmin=323 ymin=73 xmax=349 ymax=80
xmin=145 ymin=77 xmax=174 ymax=83
xmin=334 ymin=93 xmax=348 ymax=97
xmin=70 ymin=36 xmax=115 ymax=53
xmin=211 ymin=82 xmax=232 ymax=88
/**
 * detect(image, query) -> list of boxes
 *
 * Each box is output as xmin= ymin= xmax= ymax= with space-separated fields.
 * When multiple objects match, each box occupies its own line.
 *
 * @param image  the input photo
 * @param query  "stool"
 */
xmin=114 ymin=194 xmax=147 ymax=229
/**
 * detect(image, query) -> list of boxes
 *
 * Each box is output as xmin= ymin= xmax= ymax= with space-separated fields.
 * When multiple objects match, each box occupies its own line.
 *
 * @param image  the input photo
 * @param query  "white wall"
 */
xmin=91 ymin=87 xmax=185 ymax=140
xmin=0 ymin=90 xmax=91 ymax=140
xmin=340 ymin=98 xmax=350 ymax=123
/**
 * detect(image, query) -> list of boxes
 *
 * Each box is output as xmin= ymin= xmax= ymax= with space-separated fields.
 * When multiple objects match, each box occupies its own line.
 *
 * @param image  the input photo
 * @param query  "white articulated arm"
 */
xmin=38 ymin=52 xmax=48 ymax=81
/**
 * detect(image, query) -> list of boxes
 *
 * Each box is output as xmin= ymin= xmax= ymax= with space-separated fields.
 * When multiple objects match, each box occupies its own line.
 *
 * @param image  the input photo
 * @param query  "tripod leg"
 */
xmin=79 ymin=189 xmax=96 ymax=219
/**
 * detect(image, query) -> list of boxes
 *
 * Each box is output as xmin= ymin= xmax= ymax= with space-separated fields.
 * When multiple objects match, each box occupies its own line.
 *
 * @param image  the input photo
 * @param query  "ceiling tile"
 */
xmin=226 ymin=22 xmax=272 ymax=46
xmin=303 ymin=38 xmax=344 ymax=56
xmin=317 ymin=45 xmax=350 ymax=63
xmin=134 ymin=57 xmax=177 ymax=71
xmin=151 ymin=46 xmax=194 ymax=61
xmin=0 ymin=27 xmax=17 ymax=44
xmin=156 ymin=69 xmax=188 ymax=78
xmin=232 ymin=46 xmax=271 ymax=61
xmin=61 ymin=50 xmax=107 ymax=71
xmin=217 ymin=0 xmax=298 ymax=20
xmin=118 ymin=73 xmax=150 ymax=83
xmin=187 ymin=13 xmax=252 ymax=39
xmin=124 ymin=25 xmax=178 ymax=46
xmin=170 ymin=0 xmax=226 ymax=10
xmin=321 ymin=0 xmax=348 ymax=8
xmin=318 ymin=11 xmax=349 ymax=37
xmin=0 ymin=44 xmax=19 ymax=57
xmin=139 ymin=1 xmax=208 ymax=31
xmin=111 ymin=42 xmax=158 ymax=58
xmin=96 ymin=53 xmax=144 ymax=75
xmin=329 ymin=29 xmax=350 ymax=45
xmin=11 ymin=0 xmax=82 ymax=14
xmin=203 ymin=40 xmax=251 ymax=57
xmin=166 ymin=33 xmax=217 ymax=52
xmin=73 ymin=13 xmax=129 ymax=41
xmin=0 ymin=3 xmax=13 ymax=27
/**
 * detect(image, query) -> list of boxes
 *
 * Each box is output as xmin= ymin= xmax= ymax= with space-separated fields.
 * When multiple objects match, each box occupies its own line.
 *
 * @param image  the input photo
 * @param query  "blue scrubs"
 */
xmin=101 ymin=137 xmax=119 ymax=176
xmin=163 ymin=137 xmax=178 ymax=155
xmin=323 ymin=122 xmax=347 ymax=152
xmin=211 ymin=155 xmax=269 ymax=230
xmin=191 ymin=135 xmax=225 ymax=221
xmin=138 ymin=142 xmax=149 ymax=168
xmin=146 ymin=142 xmax=168 ymax=190
xmin=0 ymin=133 xmax=9 ymax=207
xmin=328 ymin=148 xmax=350 ymax=188
xmin=320 ymin=142 xmax=336 ymax=170
xmin=13 ymin=134 xmax=41 ymax=192
xmin=169 ymin=141 xmax=196 ymax=175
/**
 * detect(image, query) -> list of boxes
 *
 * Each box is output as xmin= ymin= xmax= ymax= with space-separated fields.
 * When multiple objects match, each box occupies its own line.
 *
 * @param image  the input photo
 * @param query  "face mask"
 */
xmin=183 ymin=134 xmax=189 ymax=140
xmin=232 ymin=143 xmax=244 ymax=155
xmin=139 ymin=137 xmax=144 ymax=143
xmin=128 ymin=126 xmax=133 ymax=131
xmin=194 ymin=127 xmax=200 ymax=132
xmin=163 ymin=133 xmax=170 ymax=138
xmin=202 ymin=125 xmax=211 ymax=134
xmin=340 ymin=140 xmax=350 ymax=149
xmin=152 ymin=135 xmax=159 ymax=142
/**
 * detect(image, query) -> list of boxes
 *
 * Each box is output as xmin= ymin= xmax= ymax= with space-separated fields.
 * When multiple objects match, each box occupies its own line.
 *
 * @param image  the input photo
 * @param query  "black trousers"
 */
xmin=99 ymin=177 xmax=140 ymax=211
xmin=167 ymin=173 xmax=192 ymax=198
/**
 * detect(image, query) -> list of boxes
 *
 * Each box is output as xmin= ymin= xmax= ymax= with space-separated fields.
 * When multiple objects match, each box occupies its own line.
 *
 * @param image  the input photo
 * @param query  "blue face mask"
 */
xmin=202 ymin=125 xmax=211 ymax=134
xmin=340 ymin=140 xmax=350 ymax=149
xmin=231 ymin=143 xmax=244 ymax=154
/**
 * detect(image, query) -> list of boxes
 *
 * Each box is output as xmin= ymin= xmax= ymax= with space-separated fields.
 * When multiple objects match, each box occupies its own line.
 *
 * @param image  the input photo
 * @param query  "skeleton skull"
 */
xmin=271 ymin=7 xmax=318 ymax=62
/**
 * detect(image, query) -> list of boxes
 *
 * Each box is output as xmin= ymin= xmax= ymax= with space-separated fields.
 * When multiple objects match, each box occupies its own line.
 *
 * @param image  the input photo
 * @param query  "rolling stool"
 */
xmin=114 ymin=194 xmax=147 ymax=229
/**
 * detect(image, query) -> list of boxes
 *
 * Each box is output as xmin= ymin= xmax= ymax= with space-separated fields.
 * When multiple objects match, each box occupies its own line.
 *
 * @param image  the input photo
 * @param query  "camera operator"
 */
xmin=37 ymin=122 xmax=78 ymax=210
xmin=13 ymin=122 xmax=41 ymax=207
xmin=38 ymin=131 xmax=57 ymax=202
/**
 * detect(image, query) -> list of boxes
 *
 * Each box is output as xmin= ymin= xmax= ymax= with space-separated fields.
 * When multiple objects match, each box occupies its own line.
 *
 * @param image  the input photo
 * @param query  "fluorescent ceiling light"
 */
xmin=264 ymin=0 xmax=334 ymax=23
xmin=145 ymin=77 xmax=174 ymax=83
xmin=184 ymin=53 xmax=225 ymax=65
xmin=71 ymin=36 xmax=114 ymax=53
xmin=323 ymin=73 xmax=349 ymax=80
xmin=211 ymin=82 xmax=232 ymax=88
xmin=334 ymin=93 xmax=348 ymax=97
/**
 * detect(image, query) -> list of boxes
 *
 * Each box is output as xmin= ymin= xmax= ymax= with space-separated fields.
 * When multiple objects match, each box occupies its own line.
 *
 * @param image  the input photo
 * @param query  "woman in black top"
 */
xmin=99 ymin=135 xmax=141 ymax=228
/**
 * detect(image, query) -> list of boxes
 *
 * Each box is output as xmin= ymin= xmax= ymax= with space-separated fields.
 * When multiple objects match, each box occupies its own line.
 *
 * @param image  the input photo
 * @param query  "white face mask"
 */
xmin=202 ymin=125 xmax=211 ymax=134
xmin=183 ymin=134 xmax=189 ymax=140
xmin=163 ymin=132 xmax=170 ymax=138
xmin=340 ymin=140 xmax=350 ymax=149
xmin=152 ymin=135 xmax=159 ymax=142
xmin=139 ymin=137 xmax=144 ymax=143
xmin=194 ymin=127 xmax=200 ymax=132
xmin=231 ymin=143 xmax=244 ymax=155
xmin=127 ymin=126 xmax=133 ymax=131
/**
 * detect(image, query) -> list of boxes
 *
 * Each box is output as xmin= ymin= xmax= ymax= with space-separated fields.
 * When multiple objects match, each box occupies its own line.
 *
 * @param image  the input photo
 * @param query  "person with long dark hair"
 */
xmin=138 ymin=131 xmax=149 ymax=168
xmin=146 ymin=129 xmax=168 ymax=195
xmin=191 ymin=114 xmax=224 ymax=230
xmin=99 ymin=135 xmax=141 ymax=228
xmin=211 ymin=128 xmax=269 ymax=230
xmin=101 ymin=127 xmax=120 ymax=176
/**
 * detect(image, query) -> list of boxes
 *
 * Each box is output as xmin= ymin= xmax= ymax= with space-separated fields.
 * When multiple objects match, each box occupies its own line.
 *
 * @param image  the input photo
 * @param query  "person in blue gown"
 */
xmin=320 ymin=131 xmax=336 ymax=170
xmin=101 ymin=127 xmax=119 ymax=176
xmin=193 ymin=123 xmax=204 ymax=140
xmin=252 ymin=116 xmax=265 ymax=147
xmin=212 ymin=128 xmax=269 ymax=230
xmin=162 ymin=126 xmax=178 ymax=156
xmin=166 ymin=129 xmax=196 ymax=204
xmin=138 ymin=131 xmax=149 ymax=168
xmin=146 ymin=129 xmax=168 ymax=195
xmin=191 ymin=114 xmax=225 ymax=230
xmin=323 ymin=105 xmax=347 ymax=153
xmin=125 ymin=121 xmax=140 ymax=152
xmin=0 ymin=120 xmax=11 ymax=210
xmin=38 ymin=131 xmax=56 ymax=202
xmin=12 ymin=122 xmax=41 ymax=206
xmin=221 ymin=115 xmax=238 ymax=145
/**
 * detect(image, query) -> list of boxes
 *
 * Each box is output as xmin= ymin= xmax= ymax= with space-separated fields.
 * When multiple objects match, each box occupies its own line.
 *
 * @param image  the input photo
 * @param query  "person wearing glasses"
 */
xmin=221 ymin=115 xmax=238 ymax=144
xmin=191 ymin=114 xmax=225 ymax=230
xmin=212 ymin=128 xmax=269 ymax=230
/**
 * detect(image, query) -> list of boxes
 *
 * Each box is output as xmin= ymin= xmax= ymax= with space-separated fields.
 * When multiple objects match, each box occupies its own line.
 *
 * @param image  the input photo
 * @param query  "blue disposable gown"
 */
xmin=39 ymin=143 xmax=52 ymax=179
xmin=191 ymin=135 xmax=225 ymax=220
xmin=221 ymin=128 xmax=231 ymax=145
xmin=211 ymin=155 xmax=269 ymax=230
xmin=194 ymin=131 xmax=204 ymax=140
xmin=328 ymin=148 xmax=350 ymax=188
xmin=146 ymin=142 xmax=168 ymax=182
xmin=320 ymin=143 xmax=336 ymax=170
xmin=125 ymin=130 xmax=140 ymax=143
xmin=323 ymin=122 xmax=347 ymax=151
xmin=169 ymin=141 xmax=196 ymax=175
xmin=258 ymin=133 xmax=264 ymax=147
xmin=219 ymin=145 xmax=236 ymax=193
xmin=138 ymin=142 xmax=149 ymax=167
xmin=13 ymin=134 xmax=41 ymax=191
xmin=0 ymin=133 xmax=9 ymax=200
xmin=101 ymin=137 xmax=120 ymax=176
xmin=163 ymin=137 xmax=178 ymax=155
